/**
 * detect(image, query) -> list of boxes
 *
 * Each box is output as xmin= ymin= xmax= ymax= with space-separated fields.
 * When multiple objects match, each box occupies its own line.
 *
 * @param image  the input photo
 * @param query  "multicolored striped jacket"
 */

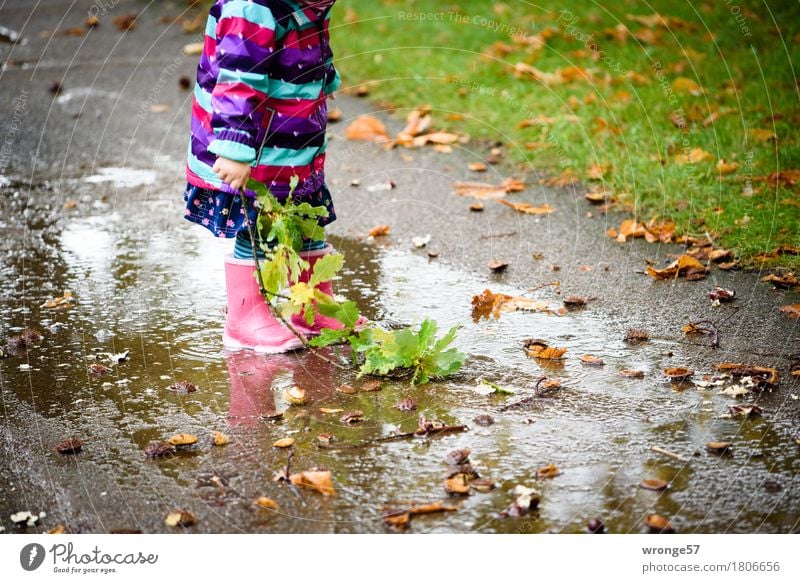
xmin=186 ymin=0 xmax=340 ymax=205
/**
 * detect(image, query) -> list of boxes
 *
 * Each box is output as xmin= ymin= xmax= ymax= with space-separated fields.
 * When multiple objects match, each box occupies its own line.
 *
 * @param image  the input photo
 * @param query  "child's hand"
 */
xmin=212 ymin=156 xmax=251 ymax=192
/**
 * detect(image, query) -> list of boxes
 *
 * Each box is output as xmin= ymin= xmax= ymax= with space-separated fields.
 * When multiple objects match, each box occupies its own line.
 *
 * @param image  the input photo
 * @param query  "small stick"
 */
xmin=498 ymin=376 xmax=547 ymax=411
xmin=479 ymin=230 xmax=517 ymax=240
xmin=651 ymin=446 xmax=689 ymax=462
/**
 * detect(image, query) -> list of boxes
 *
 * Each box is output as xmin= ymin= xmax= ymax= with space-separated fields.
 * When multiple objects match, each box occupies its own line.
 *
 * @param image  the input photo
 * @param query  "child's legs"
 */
xmin=232 ymin=229 xmax=326 ymax=260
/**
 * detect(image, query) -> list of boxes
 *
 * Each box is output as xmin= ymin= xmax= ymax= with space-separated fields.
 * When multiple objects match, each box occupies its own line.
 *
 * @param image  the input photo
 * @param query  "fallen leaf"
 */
xmin=471 ymin=289 xmax=555 ymax=321
xmin=619 ymin=369 xmax=645 ymax=378
xmin=645 ymin=514 xmax=674 ymax=533
xmin=273 ymin=438 xmax=295 ymax=448
xmin=469 ymin=202 xmax=485 ymax=212
xmin=664 ymin=367 xmax=694 ymax=380
xmin=497 ymin=199 xmax=555 ymax=215
xmin=453 ymin=177 xmax=525 ymax=200
xmin=289 ymin=470 xmax=335 ymax=495
xmin=714 ymin=363 xmax=778 ymax=387
xmin=444 ymin=473 xmax=471 ymax=495
xmin=144 ymin=441 xmax=175 ymax=458
xmin=167 ymin=433 xmax=198 ymax=446
xmin=445 ymin=448 xmax=471 ymax=466
xmin=368 ymin=224 xmax=391 ymax=237
xmin=675 ymin=148 xmax=713 ymax=164
xmin=168 ymin=380 xmax=198 ymax=394
xmin=580 ymin=355 xmax=605 ymax=366
xmin=563 ymin=295 xmax=590 ymax=308
xmin=340 ymin=410 xmax=365 ymax=424
xmin=112 ymin=13 xmax=137 ymax=31
xmin=85 ymin=15 xmax=100 ymax=27
xmin=646 ymin=254 xmax=707 ymax=280
xmin=336 ymin=384 xmax=357 ymax=394
xmin=524 ymin=339 xmax=567 ymax=360
xmin=537 ymin=463 xmax=559 ymax=479
xmin=671 ymin=77 xmax=703 ymax=95
xmin=749 ymin=129 xmax=777 ymax=142
xmin=88 ymin=363 xmax=112 ymax=376
xmin=56 ymin=438 xmax=83 ymax=454
xmin=728 ymin=404 xmax=762 ymax=418
xmin=779 ymin=304 xmax=800 ymax=319
xmin=706 ymin=441 xmax=731 ymax=453
xmin=48 ymin=524 xmax=67 ymax=534
xmin=468 ymin=162 xmax=488 ymax=172
xmin=327 ymin=108 xmax=342 ymax=122
xmin=473 ymin=414 xmax=495 ymax=426
xmin=639 ymin=479 xmax=668 ymax=491
xmin=212 ymin=431 xmax=229 ymax=446
xmin=502 ymin=485 xmax=540 ymax=517
xmin=183 ymin=42 xmax=204 ymax=55
xmin=707 ymin=288 xmax=735 ymax=305
xmin=317 ymin=433 xmax=335 ymax=446
xmin=394 ymin=397 xmax=417 ymax=411
xmin=165 ymin=510 xmax=196 ymax=527
xmin=360 ymin=380 xmax=382 ymax=392
xmin=319 ymin=407 xmax=343 ymax=414
xmin=471 ymin=478 xmax=496 ymax=493
xmin=254 ymin=497 xmax=278 ymax=510
xmin=761 ymin=273 xmax=798 ymax=289
xmin=345 ymin=115 xmax=389 ymax=142
xmin=587 ymin=163 xmax=611 ymax=180
xmin=283 ymin=386 xmax=306 ymax=405
xmin=716 ymin=160 xmax=740 ymax=175
xmin=148 ymin=104 xmax=170 ymax=113
xmin=584 ymin=191 xmax=614 ymax=204
xmin=625 ymin=329 xmax=650 ymax=343
xmin=487 ymin=259 xmax=509 ymax=272
xmin=41 ymin=290 xmax=73 ymax=309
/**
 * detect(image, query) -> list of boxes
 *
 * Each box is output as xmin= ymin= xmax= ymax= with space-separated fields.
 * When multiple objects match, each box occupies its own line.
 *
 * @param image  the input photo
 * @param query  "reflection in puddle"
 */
xmin=0 ymin=189 xmax=797 ymax=534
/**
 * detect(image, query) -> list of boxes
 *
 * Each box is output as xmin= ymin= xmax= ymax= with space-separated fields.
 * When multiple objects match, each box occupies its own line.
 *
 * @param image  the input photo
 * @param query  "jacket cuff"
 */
xmin=323 ymin=67 xmax=341 ymax=95
xmin=208 ymin=134 xmax=257 ymax=164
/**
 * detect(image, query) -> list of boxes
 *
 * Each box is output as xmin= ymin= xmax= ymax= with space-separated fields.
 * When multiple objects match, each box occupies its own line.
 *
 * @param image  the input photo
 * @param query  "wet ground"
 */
xmin=1 ymin=0 xmax=799 ymax=534
xmin=1 ymin=174 xmax=798 ymax=534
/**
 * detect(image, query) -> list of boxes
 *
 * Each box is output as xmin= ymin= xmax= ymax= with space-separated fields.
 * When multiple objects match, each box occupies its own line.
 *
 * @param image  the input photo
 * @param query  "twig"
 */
xmin=498 ymin=376 xmax=547 ymax=411
xmin=651 ymin=446 xmax=689 ymax=462
xmin=326 ymin=425 xmax=468 ymax=450
xmin=240 ymin=194 xmax=348 ymax=370
xmin=479 ymin=230 xmax=517 ymax=240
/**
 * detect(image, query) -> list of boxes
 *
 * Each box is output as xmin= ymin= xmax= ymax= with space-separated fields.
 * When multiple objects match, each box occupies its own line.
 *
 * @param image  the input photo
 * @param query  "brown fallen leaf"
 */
xmin=340 ymin=410 xmax=365 ymax=424
xmin=779 ymin=304 xmax=800 ymax=319
xmin=709 ymin=287 xmax=735 ymax=302
xmin=452 ymin=177 xmax=525 ymax=200
xmin=624 ymin=329 xmax=650 ymax=343
xmin=41 ymin=291 xmax=73 ymax=309
xmin=273 ymin=438 xmax=295 ymax=448
xmin=580 ymin=355 xmax=605 ymax=366
xmin=761 ymin=272 xmax=798 ymax=289
xmin=144 ymin=441 xmax=175 ymax=458
xmin=664 ymin=367 xmax=694 ymax=380
xmin=112 ymin=13 xmax=137 ymax=31
xmin=471 ymin=478 xmax=496 ymax=493
xmin=88 ymin=363 xmax=112 ymax=376
xmin=716 ymin=160 xmax=740 ymax=175
xmin=289 ymin=470 xmax=335 ymax=495
xmin=671 ymin=77 xmax=703 ymax=95
xmin=317 ymin=433 xmax=335 ymax=446
xmin=728 ymin=404 xmax=762 ymax=418
xmin=444 ymin=473 xmax=471 ymax=495
xmin=537 ymin=463 xmax=559 ymax=479
xmin=165 ymin=510 xmax=196 ymax=527
xmin=524 ymin=339 xmax=567 ymax=360
xmin=488 ymin=259 xmax=509 ymax=272
xmin=169 ymin=380 xmax=198 ymax=394
xmin=56 ymin=438 xmax=83 ymax=455
xmin=587 ymin=163 xmax=611 ymax=180
xmin=85 ymin=15 xmax=100 ymax=27
xmin=469 ymin=202 xmax=485 ymax=212
xmin=497 ymin=199 xmax=555 ymax=215
xmin=336 ymin=383 xmax=357 ymax=394
xmin=714 ymin=363 xmax=778 ymax=387
xmin=471 ymin=289 xmax=555 ymax=321
xmin=584 ymin=191 xmax=614 ymax=204
xmin=639 ymin=479 xmax=668 ymax=491
xmin=468 ymin=162 xmax=488 ymax=172
xmin=345 ymin=115 xmax=389 ymax=141
xmin=368 ymin=224 xmax=391 ymax=237
xmin=360 ymin=380 xmax=382 ymax=392
xmin=646 ymin=254 xmax=707 ymax=280
xmin=645 ymin=514 xmax=674 ymax=533
xmin=394 ymin=397 xmax=417 ymax=411
xmin=619 ymin=369 xmax=645 ymax=378
xmin=706 ymin=441 xmax=731 ymax=453
xmin=750 ymin=129 xmax=777 ymax=143
xmin=327 ymin=108 xmax=342 ymax=123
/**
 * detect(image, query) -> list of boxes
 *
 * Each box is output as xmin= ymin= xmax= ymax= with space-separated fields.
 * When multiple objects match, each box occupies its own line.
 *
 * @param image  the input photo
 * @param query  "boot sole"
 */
xmin=223 ymin=333 xmax=304 ymax=354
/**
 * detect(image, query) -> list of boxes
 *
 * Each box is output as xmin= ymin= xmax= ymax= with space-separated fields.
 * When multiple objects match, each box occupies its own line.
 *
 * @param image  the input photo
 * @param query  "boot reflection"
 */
xmin=225 ymin=349 xmax=338 ymax=426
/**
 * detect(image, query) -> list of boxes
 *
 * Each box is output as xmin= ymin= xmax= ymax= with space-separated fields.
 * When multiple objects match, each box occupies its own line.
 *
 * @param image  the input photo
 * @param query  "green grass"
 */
xmin=330 ymin=0 xmax=800 ymax=268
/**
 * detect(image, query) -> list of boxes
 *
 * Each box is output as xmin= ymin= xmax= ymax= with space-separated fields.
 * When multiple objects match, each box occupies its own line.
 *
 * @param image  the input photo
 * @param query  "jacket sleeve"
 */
xmin=323 ymin=61 xmax=341 ymax=95
xmin=207 ymin=1 xmax=277 ymax=164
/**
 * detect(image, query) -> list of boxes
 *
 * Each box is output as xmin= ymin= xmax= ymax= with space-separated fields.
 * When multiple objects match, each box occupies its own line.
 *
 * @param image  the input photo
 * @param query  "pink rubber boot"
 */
xmin=290 ymin=244 xmax=367 ymax=336
xmin=223 ymin=255 xmax=305 ymax=353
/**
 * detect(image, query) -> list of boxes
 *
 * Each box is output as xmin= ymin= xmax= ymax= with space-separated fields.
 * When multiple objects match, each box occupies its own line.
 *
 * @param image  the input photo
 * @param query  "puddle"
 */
xmin=80 ymin=167 xmax=157 ymax=188
xmin=0 ymin=185 xmax=798 ymax=534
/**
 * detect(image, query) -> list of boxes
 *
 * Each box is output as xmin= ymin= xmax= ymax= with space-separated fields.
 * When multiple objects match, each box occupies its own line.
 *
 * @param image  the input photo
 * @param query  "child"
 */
xmin=183 ymin=0 xmax=345 ymax=354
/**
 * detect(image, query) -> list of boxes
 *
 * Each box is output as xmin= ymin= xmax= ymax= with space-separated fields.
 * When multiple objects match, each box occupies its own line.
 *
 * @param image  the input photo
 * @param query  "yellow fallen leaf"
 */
xmin=165 ymin=510 xmax=196 ymax=527
xmin=289 ymin=470 xmax=335 ymax=496
xmin=254 ymin=497 xmax=278 ymax=510
xmin=167 ymin=433 xmax=198 ymax=446
xmin=319 ymin=407 xmax=344 ymax=414
xmin=716 ymin=160 xmax=739 ymax=175
xmin=672 ymin=77 xmax=703 ymax=95
xmin=273 ymin=438 xmax=295 ymax=448
xmin=646 ymin=254 xmax=707 ymax=280
xmin=749 ymin=129 xmax=776 ymax=142
xmin=675 ymin=148 xmax=714 ymax=164
xmin=212 ymin=431 xmax=229 ymax=446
